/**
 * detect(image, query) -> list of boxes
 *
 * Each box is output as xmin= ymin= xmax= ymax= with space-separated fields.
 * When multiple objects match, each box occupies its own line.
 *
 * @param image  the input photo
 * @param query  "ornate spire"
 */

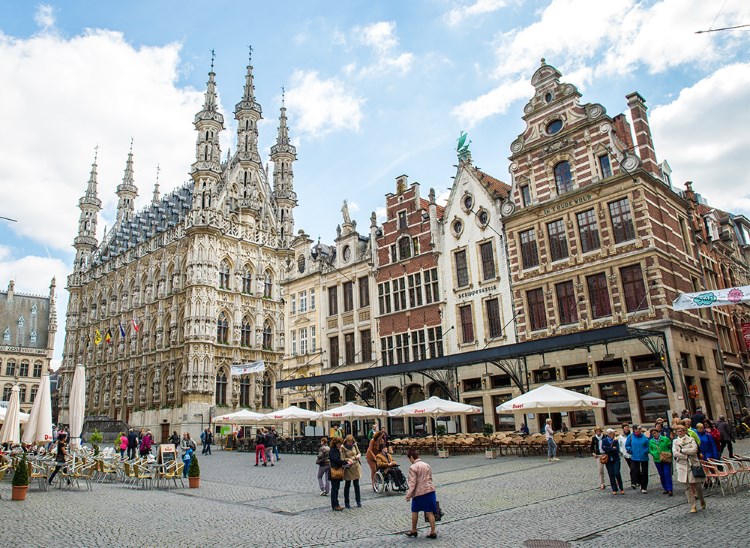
xmin=192 ymin=58 xmax=224 ymax=175
xmin=234 ymin=45 xmax=262 ymax=164
xmin=73 ymin=148 xmax=102 ymax=272
xmin=271 ymin=92 xmax=297 ymax=247
xmin=116 ymin=140 xmax=138 ymax=224
xmin=152 ymin=165 xmax=160 ymax=205
xmin=271 ymin=89 xmax=295 ymax=156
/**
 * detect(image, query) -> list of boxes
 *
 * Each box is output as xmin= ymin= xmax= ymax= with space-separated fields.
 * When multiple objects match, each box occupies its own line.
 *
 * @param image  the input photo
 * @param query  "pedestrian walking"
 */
xmin=201 ymin=427 xmax=213 ymax=455
xmin=602 ymin=429 xmax=624 ymax=495
xmin=649 ymin=427 xmax=673 ymax=496
xmin=714 ymin=415 xmax=735 ymax=457
xmin=270 ymin=427 xmax=280 ymax=461
xmin=545 ymin=418 xmax=559 ymax=462
xmin=263 ymin=428 xmax=275 ymax=465
xmin=341 ymin=435 xmax=362 ymax=508
xmin=625 ymin=425 xmax=650 ymax=493
xmin=695 ymin=422 xmax=718 ymax=460
xmin=169 ymin=430 xmax=180 ymax=448
xmin=126 ymin=428 xmax=138 ymax=460
xmin=139 ymin=430 xmax=153 ymax=457
xmin=329 ymin=437 xmax=345 ymax=511
xmin=366 ymin=431 xmax=385 ymax=488
xmin=617 ymin=424 xmax=637 ymax=489
xmin=404 ymin=449 xmax=437 ymax=539
xmin=255 ymin=428 xmax=268 ymax=466
xmin=672 ymin=424 xmax=706 ymax=513
xmin=591 ymin=427 xmax=606 ymax=489
xmin=117 ymin=432 xmax=127 ymax=459
xmin=316 ymin=437 xmax=330 ymax=496
xmin=691 ymin=407 xmax=707 ymax=428
xmin=48 ymin=433 xmax=71 ymax=486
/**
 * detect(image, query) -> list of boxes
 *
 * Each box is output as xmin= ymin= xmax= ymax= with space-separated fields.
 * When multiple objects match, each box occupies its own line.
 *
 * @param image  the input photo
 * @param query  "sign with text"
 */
xmin=231 ymin=361 xmax=265 ymax=376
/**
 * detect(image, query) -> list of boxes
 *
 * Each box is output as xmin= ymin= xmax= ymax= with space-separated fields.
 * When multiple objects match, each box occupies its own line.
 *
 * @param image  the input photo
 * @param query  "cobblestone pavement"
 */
xmin=2 ymin=440 xmax=749 ymax=547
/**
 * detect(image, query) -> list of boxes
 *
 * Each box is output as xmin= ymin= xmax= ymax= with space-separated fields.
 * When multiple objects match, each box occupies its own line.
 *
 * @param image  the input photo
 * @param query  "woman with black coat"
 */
xmin=329 ymin=437 xmax=345 ymax=511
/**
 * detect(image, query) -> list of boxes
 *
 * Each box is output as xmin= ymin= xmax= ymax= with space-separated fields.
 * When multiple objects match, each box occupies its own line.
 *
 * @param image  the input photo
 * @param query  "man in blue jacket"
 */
xmin=625 ymin=425 xmax=650 ymax=493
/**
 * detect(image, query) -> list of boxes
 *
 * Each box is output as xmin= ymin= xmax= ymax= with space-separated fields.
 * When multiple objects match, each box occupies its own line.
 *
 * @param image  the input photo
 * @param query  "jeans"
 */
xmin=265 ymin=446 xmax=274 ymax=464
xmin=48 ymin=463 xmax=67 ymax=484
xmin=655 ymin=462 xmax=673 ymax=492
xmin=203 ymin=442 xmax=211 ymax=455
xmin=255 ymin=444 xmax=267 ymax=465
xmin=318 ymin=465 xmax=330 ymax=493
xmin=605 ymin=459 xmax=624 ymax=492
xmin=330 ymin=478 xmax=342 ymax=508
xmin=547 ymin=438 xmax=557 ymax=458
xmin=344 ymin=479 xmax=361 ymax=507
xmin=633 ymin=460 xmax=649 ymax=489
xmin=274 ymin=445 xmax=280 ymax=460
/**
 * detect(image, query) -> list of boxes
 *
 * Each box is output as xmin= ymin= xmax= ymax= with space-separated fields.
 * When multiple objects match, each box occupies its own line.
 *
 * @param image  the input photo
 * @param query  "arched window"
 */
xmin=264 ymin=270 xmax=273 ymax=298
xmin=398 ymin=236 xmax=412 ymax=261
xmin=33 ymin=361 xmax=43 ymax=377
xmin=217 ymin=312 xmax=229 ymax=344
xmin=30 ymin=384 xmax=38 ymax=403
xmin=344 ymin=385 xmax=356 ymax=402
xmin=361 ymin=382 xmax=374 ymax=401
xmin=239 ymin=376 xmax=251 ymax=407
xmin=241 ymin=317 xmax=253 ymax=347
xmin=329 ymin=386 xmax=341 ymax=404
xmin=262 ymin=372 xmax=272 ymax=408
xmin=262 ymin=320 xmax=272 ymax=349
xmin=215 ymin=371 xmax=227 ymax=406
xmin=554 ymin=161 xmax=573 ymax=194
xmin=219 ymin=260 xmax=231 ymax=290
xmin=242 ymin=266 xmax=253 ymax=294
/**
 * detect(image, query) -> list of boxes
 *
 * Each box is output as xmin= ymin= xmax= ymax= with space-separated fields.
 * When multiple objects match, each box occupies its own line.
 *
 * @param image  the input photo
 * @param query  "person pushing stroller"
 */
xmin=375 ymin=445 xmax=407 ymax=491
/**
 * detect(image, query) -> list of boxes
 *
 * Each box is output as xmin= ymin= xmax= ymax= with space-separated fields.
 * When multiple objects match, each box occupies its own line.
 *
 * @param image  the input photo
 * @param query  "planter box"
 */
xmin=437 ymin=449 xmax=449 ymax=459
xmin=12 ymin=485 xmax=29 ymax=501
xmin=485 ymin=449 xmax=499 ymax=459
xmin=188 ymin=476 xmax=200 ymax=488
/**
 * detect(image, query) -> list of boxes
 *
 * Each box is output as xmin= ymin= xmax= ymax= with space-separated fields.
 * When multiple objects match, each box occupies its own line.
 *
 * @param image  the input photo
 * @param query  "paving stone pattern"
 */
xmin=2 ymin=441 xmax=749 ymax=547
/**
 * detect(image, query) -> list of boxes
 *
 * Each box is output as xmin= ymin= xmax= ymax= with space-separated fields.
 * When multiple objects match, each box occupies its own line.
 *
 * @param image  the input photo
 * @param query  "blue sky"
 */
xmin=1 ymin=1 xmax=749 ymax=367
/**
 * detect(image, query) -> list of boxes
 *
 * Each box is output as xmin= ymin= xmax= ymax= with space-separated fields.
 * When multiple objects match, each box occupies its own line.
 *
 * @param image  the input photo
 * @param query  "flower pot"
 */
xmin=11 ymin=485 xmax=29 ymax=501
xmin=188 ymin=476 xmax=200 ymax=488
xmin=437 ymin=449 xmax=449 ymax=459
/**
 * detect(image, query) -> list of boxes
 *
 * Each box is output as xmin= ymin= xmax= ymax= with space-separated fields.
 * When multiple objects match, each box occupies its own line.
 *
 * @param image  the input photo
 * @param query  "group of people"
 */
xmin=115 ymin=428 xmax=155 ymax=460
xmin=254 ymin=426 xmax=280 ymax=466
xmin=589 ymin=409 xmax=739 ymax=513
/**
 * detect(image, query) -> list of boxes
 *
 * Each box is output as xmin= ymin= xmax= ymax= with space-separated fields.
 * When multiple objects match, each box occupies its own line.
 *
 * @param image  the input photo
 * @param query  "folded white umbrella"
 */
xmin=0 ymin=405 xmax=30 ymax=424
xmin=495 ymin=383 xmax=606 ymax=414
xmin=22 ymin=375 xmax=53 ymax=445
xmin=213 ymin=409 xmax=266 ymax=424
xmin=387 ymin=396 xmax=482 ymax=417
xmin=319 ymin=402 xmax=388 ymax=420
xmin=68 ymin=364 xmax=86 ymax=450
xmin=263 ymin=405 xmax=321 ymax=421
xmin=0 ymin=385 xmax=21 ymax=445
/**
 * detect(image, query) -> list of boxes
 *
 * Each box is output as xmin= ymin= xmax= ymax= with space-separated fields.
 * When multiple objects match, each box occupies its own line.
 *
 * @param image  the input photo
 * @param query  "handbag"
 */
xmin=329 ymin=466 xmax=344 ymax=480
xmin=599 ymin=454 xmax=609 ymax=464
xmin=424 ymin=501 xmax=443 ymax=522
xmin=691 ymin=464 xmax=706 ymax=479
xmin=659 ymin=452 xmax=672 ymax=463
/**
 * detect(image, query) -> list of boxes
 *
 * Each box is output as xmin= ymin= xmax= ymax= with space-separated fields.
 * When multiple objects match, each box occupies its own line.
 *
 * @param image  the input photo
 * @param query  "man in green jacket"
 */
xmin=649 ymin=428 xmax=673 ymax=495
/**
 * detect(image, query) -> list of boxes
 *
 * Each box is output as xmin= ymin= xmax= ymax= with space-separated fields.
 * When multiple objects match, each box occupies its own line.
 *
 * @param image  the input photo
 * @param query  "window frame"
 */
xmin=576 ymin=209 xmax=601 ymax=253
xmin=526 ymin=288 xmax=547 ymax=331
xmin=554 ymin=161 xmax=574 ymax=194
xmin=547 ymin=219 xmax=569 ymax=262
xmin=454 ymin=249 xmax=470 ymax=288
xmin=479 ymin=241 xmax=496 ymax=281
xmin=459 ymin=304 xmax=475 ymax=344
xmin=609 ymin=197 xmax=636 ymax=244
xmin=586 ymin=273 xmax=612 ymax=319
xmin=520 ymin=229 xmax=539 ymax=269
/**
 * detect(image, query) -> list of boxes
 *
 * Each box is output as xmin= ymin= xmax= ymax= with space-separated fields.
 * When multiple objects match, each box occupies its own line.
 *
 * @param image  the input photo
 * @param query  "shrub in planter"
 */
xmin=435 ymin=424 xmax=447 ymax=437
xmin=483 ymin=423 xmax=494 ymax=437
xmin=12 ymin=453 xmax=30 ymax=501
xmin=90 ymin=429 xmax=103 ymax=456
xmin=188 ymin=455 xmax=200 ymax=488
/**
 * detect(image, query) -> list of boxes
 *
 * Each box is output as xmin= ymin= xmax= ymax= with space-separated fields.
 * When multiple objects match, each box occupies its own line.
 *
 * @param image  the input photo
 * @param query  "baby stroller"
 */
xmin=373 ymin=464 xmax=408 ymax=494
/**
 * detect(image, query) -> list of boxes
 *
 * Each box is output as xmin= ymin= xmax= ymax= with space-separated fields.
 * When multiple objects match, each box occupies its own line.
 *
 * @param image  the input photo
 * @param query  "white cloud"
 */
xmin=445 ymin=0 xmax=509 ymax=27
xmin=375 ymin=206 xmax=387 ymax=224
xmin=650 ymin=63 xmax=750 ymax=216
xmin=0 ymin=28 xmax=205 ymax=251
xmin=452 ymin=77 xmax=531 ymax=127
xmin=352 ymin=21 xmax=414 ymax=77
xmin=285 ymin=70 xmax=364 ymax=138
xmin=34 ymin=4 xmax=55 ymax=30
xmin=348 ymin=201 xmax=361 ymax=212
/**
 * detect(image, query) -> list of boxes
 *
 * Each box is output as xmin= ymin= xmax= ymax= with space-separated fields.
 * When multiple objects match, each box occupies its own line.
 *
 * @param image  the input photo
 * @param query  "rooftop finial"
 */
xmin=210 ymin=48 xmax=215 ymax=72
xmin=248 ymin=44 xmax=253 ymax=64
xmin=129 ymin=137 xmax=133 ymax=153
xmin=281 ymin=86 xmax=285 ymax=108
xmin=541 ymin=58 xmax=546 ymax=66
xmin=94 ymin=144 xmax=99 ymax=164
xmin=156 ymin=164 xmax=160 ymax=184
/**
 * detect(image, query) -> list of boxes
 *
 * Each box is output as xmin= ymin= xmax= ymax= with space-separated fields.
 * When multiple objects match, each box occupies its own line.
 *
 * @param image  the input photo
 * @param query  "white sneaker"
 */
xmin=320 ymin=490 xmax=327 ymax=496
xmin=553 ymin=458 xmax=560 ymax=461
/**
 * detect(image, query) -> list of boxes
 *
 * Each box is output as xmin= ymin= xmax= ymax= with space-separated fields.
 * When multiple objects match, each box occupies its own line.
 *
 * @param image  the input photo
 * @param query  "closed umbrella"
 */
xmin=68 ymin=364 xmax=86 ymax=450
xmin=22 ymin=374 xmax=53 ymax=445
xmin=0 ymin=385 xmax=21 ymax=446
xmin=0 ymin=406 xmax=30 ymax=424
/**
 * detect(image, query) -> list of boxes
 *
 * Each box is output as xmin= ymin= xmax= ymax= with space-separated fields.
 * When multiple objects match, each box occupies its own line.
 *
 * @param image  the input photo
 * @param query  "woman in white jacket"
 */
xmin=672 ymin=424 xmax=706 ymax=513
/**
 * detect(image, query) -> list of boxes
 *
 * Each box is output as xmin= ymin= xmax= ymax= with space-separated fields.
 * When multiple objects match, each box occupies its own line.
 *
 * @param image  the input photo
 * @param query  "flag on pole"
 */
xmin=131 ymin=319 xmax=140 ymax=333
xmin=105 ymin=328 xmax=112 ymax=344
xmin=94 ymin=330 xmax=102 ymax=345
xmin=119 ymin=322 xmax=126 ymax=338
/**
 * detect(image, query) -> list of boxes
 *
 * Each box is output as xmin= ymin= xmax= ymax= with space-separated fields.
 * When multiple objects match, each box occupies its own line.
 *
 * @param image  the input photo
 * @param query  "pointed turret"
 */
xmin=234 ymin=46 xmax=263 ymax=165
xmin=271 ymin=90 xmax=297 ymax=247
xmin=48 ymin=277 xmax=57 ymax=348
xmin=116 ymin=141 xmax=138 ymax=224
xmin=73 ymin=150 xmax=102 ymax=271
xmin=151 ymin=165 xmax=160 ymax=205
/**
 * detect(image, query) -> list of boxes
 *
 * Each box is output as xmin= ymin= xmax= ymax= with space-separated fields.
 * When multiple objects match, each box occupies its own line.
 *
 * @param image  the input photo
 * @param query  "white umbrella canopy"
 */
xmin=388 ymin=396 xmax=482 ymax=417
xmin=263 ymin=405 xmax=322 ymax=421
xmin=22 ymin=374 xmax=53 ymax=445
xmin=68 ymin=364 xmax=86 ymax=450
xmin=319 ymin=402 xmax=388 ymax=420
xmin=214 ymin=409 xmax=266 ymax=424
xmin=0 ymin=385 xmax=21 ymax=445
xmin=495 ymin=383 xmax=606 ymax=414
xmin=0 ymin=406 xmax=30 ymax=424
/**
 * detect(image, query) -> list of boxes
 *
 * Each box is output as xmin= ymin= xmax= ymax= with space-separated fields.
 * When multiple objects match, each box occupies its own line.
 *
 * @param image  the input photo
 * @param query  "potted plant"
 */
xmin=188 ymin=455 xmax=200 ymax=488
xmin=483 ymin=423 xmax=499 ymax=459
xmin=90 ymin=429 xmax=103 ymax=456
xmin=12 ymin=453 xmax=30 ymax=501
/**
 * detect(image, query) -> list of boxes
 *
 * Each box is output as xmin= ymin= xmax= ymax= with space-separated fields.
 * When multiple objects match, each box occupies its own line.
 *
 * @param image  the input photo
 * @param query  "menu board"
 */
xmin=159 ymin=444 xmax=177 ymax=465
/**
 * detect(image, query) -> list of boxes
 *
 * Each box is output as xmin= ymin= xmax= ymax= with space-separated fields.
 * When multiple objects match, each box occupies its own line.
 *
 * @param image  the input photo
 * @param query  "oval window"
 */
xmin=546 ymin=119 xmax=563 ymax=135
xmin=463 ymin=194 xmax=474 ymax=211
xmin=478 ymin=210 xmax=489 ymax=226
xmin=452 ymin=219 xmax=463 ymax=236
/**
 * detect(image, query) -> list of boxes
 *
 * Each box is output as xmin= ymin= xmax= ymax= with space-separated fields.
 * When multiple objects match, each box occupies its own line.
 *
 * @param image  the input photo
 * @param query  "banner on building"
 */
xmin=672 ymin=285 xmax=750 ymax=311
xmin=231 ymin=361 xmax=265 ymax=376
xmin=742 ymin=322 xmax=750 ymax=351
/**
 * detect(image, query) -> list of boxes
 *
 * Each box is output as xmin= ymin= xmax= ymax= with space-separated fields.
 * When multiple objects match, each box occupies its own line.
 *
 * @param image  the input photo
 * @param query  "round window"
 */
xmin=545 ymin=92 xmax=553 ymax=103
xmin=342 ymin=245 xmax=351 ymax=262
xmin=478 ymin=210 xmax=489 ymax=226
xmin=546 ymin=119 xmax=563 ymax=135
xmin=463 ymin=194 xmax=474 ymax=211
xmin=452 ymin=219 xmax=463 ymax=236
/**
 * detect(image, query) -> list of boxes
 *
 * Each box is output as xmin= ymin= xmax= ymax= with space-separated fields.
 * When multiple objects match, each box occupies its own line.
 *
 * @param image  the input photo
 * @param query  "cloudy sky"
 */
xmin=1 ymin=0 xmax=749 ymax=367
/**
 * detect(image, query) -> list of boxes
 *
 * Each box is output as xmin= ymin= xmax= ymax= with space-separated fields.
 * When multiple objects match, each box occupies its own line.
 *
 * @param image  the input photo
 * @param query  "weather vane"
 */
xmin=210 ymin=48 xmax=215 ymax=71
xmin=248 ymin=45 xmax=253 ymax=63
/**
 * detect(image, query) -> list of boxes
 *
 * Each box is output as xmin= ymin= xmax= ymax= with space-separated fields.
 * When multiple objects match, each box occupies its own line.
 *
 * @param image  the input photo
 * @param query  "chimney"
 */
xmin=7 ymin=280 xmax=14 ymax=303
xmin=625 ymin=92 xmax=659 ymax=176
xmin=612 ymin=114 xmax=634 ymax=153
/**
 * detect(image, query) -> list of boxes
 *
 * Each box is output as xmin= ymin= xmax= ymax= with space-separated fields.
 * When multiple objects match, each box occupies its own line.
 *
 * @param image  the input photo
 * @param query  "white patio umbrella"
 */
xmin=495 ymin=384 xmax=606 ymax=414
xmin=213 ymin=408 xmax=266 ymax=424
xmin=0 ymin=385 xmax=21 ymax=446
xmin=263 ymin=405 xmax=322 ymax=421
xmin=68 ymin=364 xmax=86 ymax=450
xmin=0 ymin=406 xmax=30 ymax=424
xmin=22 ymin=374 xmax=53 ymax=445
xmin=318 ymin=402 xmax=388 ymax=420
xmin=388 ymin=396 xmax=483 ymax=453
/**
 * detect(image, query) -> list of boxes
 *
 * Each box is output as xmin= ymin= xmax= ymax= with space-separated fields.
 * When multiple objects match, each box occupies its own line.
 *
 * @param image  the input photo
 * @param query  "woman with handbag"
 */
xmin=601 ymin=429 xmax=624 ymax=494
xmin=590 ymin=427 xmax=606 ymax=490
xmin=404 ymin=449 xmax=437 ymax=539
xmin=672 ymin=424 xmax=706 ymax=513
xmin=328 ymin=437 xmax=345 ymax=511
xmin=648 ymin=427 xmax=673 ymax=496
xmin=341 ymin=435 xmax=362 ymax=508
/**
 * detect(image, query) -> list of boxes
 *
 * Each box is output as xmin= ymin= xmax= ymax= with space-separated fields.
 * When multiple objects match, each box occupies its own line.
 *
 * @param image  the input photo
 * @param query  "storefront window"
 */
xmin=568 ymin=385 xmax=595 ymax=427
xmin=492 ymin=394 xmax=517 ymax=431
xmin=636 ymin=377 xmax=670 ymax=423
xmin=596 ymin=358 xmax=624 ymax=376
xmin=464 ymin=397 xmax=484 ymax=433
xmin=599 ymin=381 xmax=631 ymax=424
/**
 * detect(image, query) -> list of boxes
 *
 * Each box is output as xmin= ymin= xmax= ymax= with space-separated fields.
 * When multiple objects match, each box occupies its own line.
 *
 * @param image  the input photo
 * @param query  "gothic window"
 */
xmin=219 ymin=260 xmax=231 ymax=290
xmin=19 ymin=361 xmax=29 ymax=377
xmin=217 ymin=312 xmax=229 ymax=344
xmin=241 ymin=317 xmax=252 ymax=347
xmin=344 ymin=384 xmax=356 ymax=402
xmin=263 ymin=270 xmax=273 ymax=298
xmin=33 ymin=361 xmax=42 ymax=377
xmin=554 ymin=161 xmax=574 ymax=194
xmin=262 ymin=372 xmax=272 ymax=408
xmin=215 ymin=371 xmax=227 ymax=406
xmin=239 ymin=376 xmax=251 ymax=407
xmin=242 ymin=267 xmax=253 ymax=294
xmin=262 ymin=320 xmax=272 ymax=349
